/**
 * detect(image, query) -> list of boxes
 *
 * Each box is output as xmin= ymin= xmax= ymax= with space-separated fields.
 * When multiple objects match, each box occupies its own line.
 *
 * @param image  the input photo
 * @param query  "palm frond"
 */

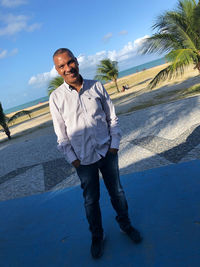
xmin=140 ymin=33 xmax=181 ymax=55
xmin=166 ymin=48 xmax=198 ymax=63
xmin=94 ymin=74 xmax=111 ymax=82
xmin=193 ymin=0 xmax=200 ymax=38
xmin=95 ymin=58 xmax=119 ymax=92
xmin=149 ymin=61 xmax=186 ymax=89
xmin=48 ymin=76 xmax=64 ymax=96
xmin=141 ymin=0 xmax=199 ymax=54
xmin=8 ymin=110 xmax=32 ymax=124
xmin=140 ymin=0 xmax=200 ymax=89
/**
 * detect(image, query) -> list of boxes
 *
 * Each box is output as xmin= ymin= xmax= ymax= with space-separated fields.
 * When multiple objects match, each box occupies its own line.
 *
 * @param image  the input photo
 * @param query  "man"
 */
xmin=49 ymin=48 xmax=142 ymax=259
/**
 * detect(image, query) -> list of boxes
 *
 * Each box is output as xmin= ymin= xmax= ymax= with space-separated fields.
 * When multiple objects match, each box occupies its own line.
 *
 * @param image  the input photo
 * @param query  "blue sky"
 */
xmin=0 ymin=0 xmax=179 ymax=110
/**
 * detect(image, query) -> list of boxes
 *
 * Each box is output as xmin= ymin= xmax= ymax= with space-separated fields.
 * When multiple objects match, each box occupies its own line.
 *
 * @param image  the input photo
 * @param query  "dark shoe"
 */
xmin=91 ymin=235 xmax=105 ymax=259
xmin=120 ymin=226 xmax=142 ymax=243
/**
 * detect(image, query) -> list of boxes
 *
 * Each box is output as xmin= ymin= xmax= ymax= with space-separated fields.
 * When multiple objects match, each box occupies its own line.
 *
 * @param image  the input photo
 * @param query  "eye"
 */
xmin=68 ymin=59 xmax=76 ymax=65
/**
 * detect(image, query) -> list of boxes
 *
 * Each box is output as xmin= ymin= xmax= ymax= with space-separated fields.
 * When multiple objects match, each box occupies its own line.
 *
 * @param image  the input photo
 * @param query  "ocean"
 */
xmin=4 ymin=96 xmax=49 ymax=114
xmin=4 ymin=57 xmax=165 ymax=114
xmin=118 ymin=57 xmax=165 ymax=78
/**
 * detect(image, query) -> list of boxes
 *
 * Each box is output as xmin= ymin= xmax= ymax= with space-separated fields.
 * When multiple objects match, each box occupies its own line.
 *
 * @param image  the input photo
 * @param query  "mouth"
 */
xmin=65 ymin=68 xmax=77 ymax=77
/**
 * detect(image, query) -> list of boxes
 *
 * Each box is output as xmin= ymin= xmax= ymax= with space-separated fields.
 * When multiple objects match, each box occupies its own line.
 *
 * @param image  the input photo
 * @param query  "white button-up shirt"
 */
xmin=49 ymin=79 xmax=121 ymax=165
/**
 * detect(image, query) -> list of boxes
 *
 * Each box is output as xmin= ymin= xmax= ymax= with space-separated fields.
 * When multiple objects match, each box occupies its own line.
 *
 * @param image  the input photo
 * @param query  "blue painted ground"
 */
xmin=0 ymin=160 xmax=200 ymax=267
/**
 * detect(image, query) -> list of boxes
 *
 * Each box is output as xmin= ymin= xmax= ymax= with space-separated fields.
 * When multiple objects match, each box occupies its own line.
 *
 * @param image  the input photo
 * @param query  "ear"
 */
xmin=55 ymin=65 xmax=59 ymax=72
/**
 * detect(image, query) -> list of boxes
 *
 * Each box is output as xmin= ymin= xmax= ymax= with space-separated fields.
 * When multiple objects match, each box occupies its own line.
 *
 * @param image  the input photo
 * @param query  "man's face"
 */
xmin=54 ymin=52 xmax=80 ymax=85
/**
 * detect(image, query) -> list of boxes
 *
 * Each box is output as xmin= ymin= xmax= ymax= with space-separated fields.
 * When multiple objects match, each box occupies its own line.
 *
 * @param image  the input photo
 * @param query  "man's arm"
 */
xmin=49 ymin=94 xmax=80 ymax=166
xmin=97 ymin=82 xmax=121 ymax=151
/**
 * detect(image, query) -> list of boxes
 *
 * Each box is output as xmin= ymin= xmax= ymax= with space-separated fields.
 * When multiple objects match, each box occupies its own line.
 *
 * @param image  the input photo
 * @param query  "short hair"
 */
xmin=53 ymin=48 xmax=74 ymax=58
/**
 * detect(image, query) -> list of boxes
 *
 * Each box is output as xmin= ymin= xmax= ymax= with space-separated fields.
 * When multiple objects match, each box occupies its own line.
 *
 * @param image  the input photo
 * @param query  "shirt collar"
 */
xmin=64 ymin=75 xmax=84 ymax=92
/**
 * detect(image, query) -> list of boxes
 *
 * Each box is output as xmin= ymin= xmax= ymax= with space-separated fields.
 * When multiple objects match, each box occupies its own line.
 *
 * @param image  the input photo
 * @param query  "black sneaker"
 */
xmin=90 ymin=234 xmax=105 ymax=259
xmin=120 ymin=226 xmax=142 ymax=243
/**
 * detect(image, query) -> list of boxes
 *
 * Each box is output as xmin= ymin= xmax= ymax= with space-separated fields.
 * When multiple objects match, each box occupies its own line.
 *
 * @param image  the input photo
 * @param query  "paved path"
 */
xmin=1 ymin=95 xmax=200 ymax=201
xmin=0 ymin=95 xmax=200 ymax=266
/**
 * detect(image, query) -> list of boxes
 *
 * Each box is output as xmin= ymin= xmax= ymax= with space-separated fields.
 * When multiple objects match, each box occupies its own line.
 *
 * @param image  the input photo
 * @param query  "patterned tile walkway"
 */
xmin=1 ymin=95 xmax=200 ymax=201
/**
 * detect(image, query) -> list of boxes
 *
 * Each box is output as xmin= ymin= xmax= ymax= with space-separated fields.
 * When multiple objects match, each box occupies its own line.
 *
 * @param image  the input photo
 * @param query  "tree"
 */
xmin=95 ymin=59 xmax=120 ymax=92
xmin=140 ymin=0 xmax=200 ymax=89
xmin=0 ymin=102 xmax=11 ymax=140
xmin=48 ymin=76 xmax=64 ymax=96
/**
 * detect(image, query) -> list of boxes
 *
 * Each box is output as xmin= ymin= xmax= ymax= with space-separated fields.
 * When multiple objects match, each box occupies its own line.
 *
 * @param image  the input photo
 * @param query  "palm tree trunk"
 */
xmin=1 ymin=123 xmax=11 ymax=140
xmin=113 ymin=78 xmax=120 ymax=93
xmin=197 ymin=59 xmax=200 ymax=72
xmin=194 ymin=55 xmax=200 ymax=71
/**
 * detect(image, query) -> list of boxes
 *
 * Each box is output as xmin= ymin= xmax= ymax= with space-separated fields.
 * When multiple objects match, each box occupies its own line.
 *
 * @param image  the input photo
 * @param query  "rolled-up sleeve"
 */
xmin=98 ymin=82 xmax=121 ymax=149
xmin=49 ymin=93 xmax=77 ymax=163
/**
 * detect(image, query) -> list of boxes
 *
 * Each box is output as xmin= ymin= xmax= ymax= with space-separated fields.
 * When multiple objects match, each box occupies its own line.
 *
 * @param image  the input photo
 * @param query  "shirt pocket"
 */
xmin=83 ymin=96 xmax=102 ymax=116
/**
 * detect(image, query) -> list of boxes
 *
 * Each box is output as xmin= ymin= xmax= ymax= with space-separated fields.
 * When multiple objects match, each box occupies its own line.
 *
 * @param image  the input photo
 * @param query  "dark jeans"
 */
xmin=76 ymin=151 xmax=131 ymax=238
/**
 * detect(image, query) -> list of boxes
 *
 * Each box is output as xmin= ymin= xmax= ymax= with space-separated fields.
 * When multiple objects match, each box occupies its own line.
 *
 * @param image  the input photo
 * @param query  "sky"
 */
xmin=0 ymin=0 xmax=179 ymax=110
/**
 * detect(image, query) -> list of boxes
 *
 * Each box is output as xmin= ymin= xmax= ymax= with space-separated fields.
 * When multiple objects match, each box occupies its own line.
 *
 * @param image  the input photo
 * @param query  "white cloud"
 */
xmin=0 ymin=49 xmax=7 ymax=58
xmin=1 ymin=0 xmax=27 ymax=8
xmin=28 ymin=35 xmax=151 ymax=88
xmin=0 ymin=13 xmax=41 ymax=36
xmin=10 ymin=47 xmax=18 ymax=55
xmin=119 ymin=30 xmax=128 ymax=35
xmin=102 ymin=32 xmax=113 ymax=42
xmin=28 ymin=66 xmax=58 ymax=88
xmin=78 ymin=35 xmax=150 ymax=76
xmin=0 ymin=47 xmax=18 ymax=59
xmin=26 ymin=23 xmax=41 ymax=32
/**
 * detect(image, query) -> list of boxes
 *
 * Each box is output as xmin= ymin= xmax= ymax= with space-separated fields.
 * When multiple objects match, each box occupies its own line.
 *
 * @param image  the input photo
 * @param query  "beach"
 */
xmin=0 ymin=63 xmax=200 ymax=145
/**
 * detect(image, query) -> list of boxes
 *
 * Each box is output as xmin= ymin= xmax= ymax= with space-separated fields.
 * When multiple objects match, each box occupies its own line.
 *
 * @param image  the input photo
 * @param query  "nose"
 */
xmin=64 ymin=64 xmax=71 ymax=74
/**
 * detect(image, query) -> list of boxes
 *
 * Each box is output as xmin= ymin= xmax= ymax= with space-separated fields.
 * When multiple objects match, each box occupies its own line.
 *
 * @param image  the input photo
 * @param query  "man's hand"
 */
xmin=109 ymin=148 xmax=118 ymax=154
xmin=72 ymin=159 xmax=81 ymax=168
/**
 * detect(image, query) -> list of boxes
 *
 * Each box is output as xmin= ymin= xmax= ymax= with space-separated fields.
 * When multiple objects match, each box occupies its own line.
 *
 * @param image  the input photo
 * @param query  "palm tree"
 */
xmin=0 ymin=102 xmax=11 ymax=140
xmin=8 ymin=110 xmax=32 ymax=125
xmin=140 ymin=0 xmax=200 ymax=89
xmin=95 ymin=59 xmax=120 ymax=92
xmin=48 ymin=76 xmax=64 ymax=96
